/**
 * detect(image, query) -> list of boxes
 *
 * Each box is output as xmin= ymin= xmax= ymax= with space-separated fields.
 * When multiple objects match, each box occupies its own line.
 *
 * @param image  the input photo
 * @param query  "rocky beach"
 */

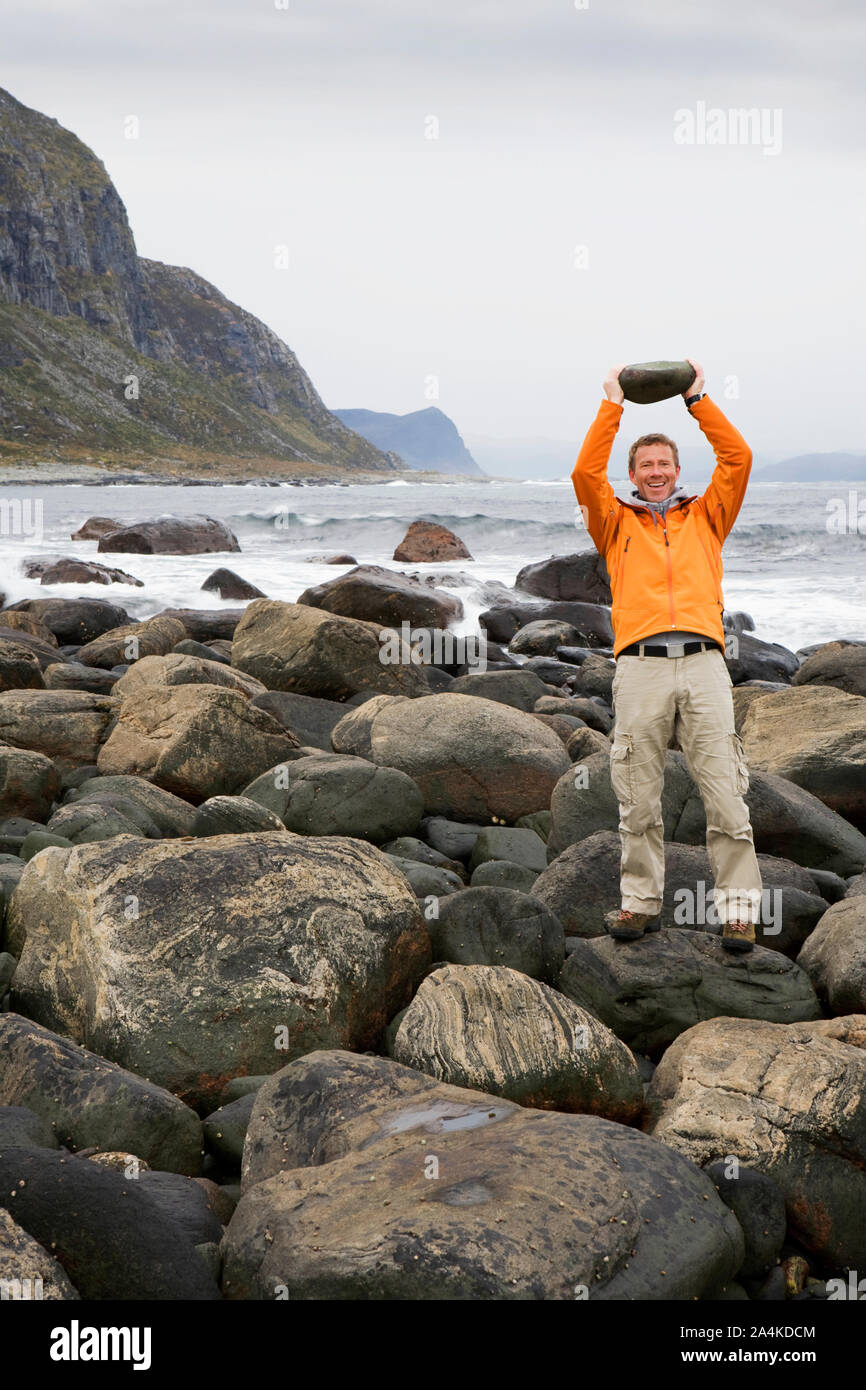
xmin=1 ymin=512 xmax=865 ymax=1303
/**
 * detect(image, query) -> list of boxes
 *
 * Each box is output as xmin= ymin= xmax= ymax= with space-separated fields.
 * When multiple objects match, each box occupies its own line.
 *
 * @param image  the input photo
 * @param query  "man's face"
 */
xmin=629 ymin=443 xmax=680 ymax=502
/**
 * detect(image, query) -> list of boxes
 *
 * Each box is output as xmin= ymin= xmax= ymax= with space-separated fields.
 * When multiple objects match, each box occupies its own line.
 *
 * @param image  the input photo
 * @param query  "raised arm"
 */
xmin=571 ymin=365 xmax=625 ymax=556
xmin=684 ymin=361 xmax=753 ymax=542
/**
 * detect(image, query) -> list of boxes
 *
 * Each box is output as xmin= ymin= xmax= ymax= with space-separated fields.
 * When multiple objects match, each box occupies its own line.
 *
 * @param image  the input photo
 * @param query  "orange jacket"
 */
xmin=571 ymin=395 xmax=752 ymax=658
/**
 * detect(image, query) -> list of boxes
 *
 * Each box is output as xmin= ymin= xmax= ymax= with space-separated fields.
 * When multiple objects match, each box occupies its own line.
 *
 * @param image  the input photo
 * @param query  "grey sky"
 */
xmin=3 ymin=0 xmax=863 ymax=458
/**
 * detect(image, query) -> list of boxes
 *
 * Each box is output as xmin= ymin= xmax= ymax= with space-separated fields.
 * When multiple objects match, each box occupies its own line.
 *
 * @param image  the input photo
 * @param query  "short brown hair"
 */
xmin=628 ymin=433 xmax=679 ymax=473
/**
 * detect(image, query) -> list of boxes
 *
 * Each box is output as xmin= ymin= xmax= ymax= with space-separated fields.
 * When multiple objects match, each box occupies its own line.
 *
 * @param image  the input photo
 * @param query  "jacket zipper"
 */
xmin=661 ymin=517 xmax=676 ymax=626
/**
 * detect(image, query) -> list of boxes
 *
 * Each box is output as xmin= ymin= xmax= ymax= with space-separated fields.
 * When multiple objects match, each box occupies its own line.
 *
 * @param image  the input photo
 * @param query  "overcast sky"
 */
xmin=3 ymin=0 xmax=864 ymax=458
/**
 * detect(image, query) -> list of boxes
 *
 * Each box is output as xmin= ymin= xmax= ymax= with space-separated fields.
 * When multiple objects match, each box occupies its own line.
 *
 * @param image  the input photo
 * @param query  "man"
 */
xmin=571 ymin=359 xmax=763 ymax=951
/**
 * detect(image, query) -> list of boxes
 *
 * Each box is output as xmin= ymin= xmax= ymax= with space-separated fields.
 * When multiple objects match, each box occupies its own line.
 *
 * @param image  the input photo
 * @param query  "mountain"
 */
xmin=0 ymin=86 xmax=397 ymax=477
xmin=334 ymin=406 xmax=484 ymax=477
xmin=755 ymin=453 xmax=866 ymax=482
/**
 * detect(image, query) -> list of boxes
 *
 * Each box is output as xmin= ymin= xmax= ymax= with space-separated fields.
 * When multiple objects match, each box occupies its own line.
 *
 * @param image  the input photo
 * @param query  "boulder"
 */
xmin=330 ymin=692 xmax=571 ymax=822
xmin=0 ymin=746 xmax=61 ymax=822
xmin=159 ymin=608 xmax=246 ymax=643
xmin=379 ymin=835 xmax=467 ymax=881
xmin=791 ymin=640 xmax=866 ymax=699
xmin=704 ymin=1161 xmax=787 ymax=1280
xmin=76 ymin=615 xmax=188 ymax=669
xmin=427 ymin=886 xmax=565 ymax=982
xmin=536 ymin=694 xmax=612 ymax=733
xmin=70 ymin=516 xmax=123 ymax=540
xmin=386 ymin=856 xmax=464 ymax=898
xmin=726 ymin=633 xmax=800 ymax=685
xmin=201 ymin=568 xmax=266 ymax=600
xmin=468 ymin=825 xmax=548 ymax=874
xmin=390 ymin=963 xmax=643 ymax=1120
xmin=97 ymin=685 xmax=299 ymax=803
xmin=0 ymin=611 xmax=59 ymax=645
xmin=63 ymin=774 xmax=197 ymax=837
xmin=33 ymin=557 xmax=144 ymax=587
xmin=0 ymin=640 xmax=45 ymax=691
xmin=203 ymin=1093 xmax=257 ymax=1170
xmin=0 ymin=1148 xmax=221 ymax=1299
xmin=43 ymin=662 xmax=118 ymax=694
xmin=0 ymin=1105 xmax=60 ymax=1150
xmin=797 ymin=897 xmax=866 ymax=1013
xmin=242 ymin=753 xmax=424 ymax=843
xmin=250 ymin=691 xmax=348 ymax=750
xmin=0 ymin=1208 xmax=79 ymax=1299
xmin=393 ymin=520 xmax=472 ymax=562
xmin=98 ymin=515 xmax=240 ymax=554
xmin=0 ymin=1014 xmax=202 ymax=1173
xmin=232 ymin=599 xmax=430 ymax=699
xmin=420 ymin=815 xmax=486 ymax=862
xmin=469 ymin=860 xmax=539 ymax=892
xmin=298 ymin=563 xmax=463 ymax=628
xmin=534 ymin=829 xmax=828 ymax=955
xmin=225 ymin=1049 xmax=743 ymax=1300
xmin=173 ymin=638 xmax=230 ymax=665
xmin=558 ymin=930 xmax=821 ymax=1056
xmin=113 ymin=652 xmax=266 ymax=701
xmin=193 ymin=795 xmax=287 ymax=837
xmin=0 ymin=691 xmax=117 ymax=773
xmin=508 ymin=619 xmax=582 ymax=656
xmin=9 ymin=833 xmax=430 ymax=1110
xmin=0 ymin=628 xmax=65 ymax=672
xmin=446 ymin=668 xmax=553 ymax=710
xmin=3 ymin=597 xmax=131 ymax=645
xmin=739 ymin=685 xmax=866 ymax=829
xmin=645 ymin=1014 xmax=866 ymax=1268
xmin=514 ymin=553 xmax=612 ymax=606
xmin=480 ymin=599 xmax=614 ymax=648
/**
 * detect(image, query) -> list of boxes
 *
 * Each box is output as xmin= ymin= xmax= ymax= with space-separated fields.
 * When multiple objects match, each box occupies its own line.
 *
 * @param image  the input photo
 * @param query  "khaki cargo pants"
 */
xmin=610 ymin=644 xmax=763 ymax=924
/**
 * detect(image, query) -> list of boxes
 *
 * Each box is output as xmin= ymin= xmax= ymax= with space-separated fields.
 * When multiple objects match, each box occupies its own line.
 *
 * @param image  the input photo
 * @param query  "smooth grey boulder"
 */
xmin=9 ymin=833 xmax=430 ymax=1110
xmin=469 ymin=860 xmax=539 ymax=892
xmin=98 ymin=515 xmax=240 ymax=555
xmin=468 ymin=825 xmax=548 ymax=874
xmin=243 ymin=752 xmax=424 ymax=843
xmin=704 ymin=1161 xmax=787 ymax=1280
xmin=203 ymin=1093 xmax=257 ymax=1170
xmin=386 ymin=855 xmax=464 ymax=898
xmin=480 ymin=598 xmax=613 ymax=648
xmin=193 ymin=795 xmax=287 ymax=837
xmin=446 ymin=668 xmax=553 ymax=710
xmin=514 ymin=552 xmax=612 ymax=606
xmin=331 ymin=692 xmax=571 ymax=823
xmin=43 ymin=662 xmax=119 ymax=693
xmin=226 ymin=1049 xmax=742 ymax=1300
xmin=297 ymin=563 xmax=462 ymax=628
xmin=379 ymin=835 xmax=467 ymax=881
xmin=419 ymin=816 xmax=486 ymax=861
xmin=559 ymin=930 xmax=821 ymax=1056
xmin=428 ymin=886 xmax=565 ymax=982
xmin=251 ymin=690 xmax=348 ymax=750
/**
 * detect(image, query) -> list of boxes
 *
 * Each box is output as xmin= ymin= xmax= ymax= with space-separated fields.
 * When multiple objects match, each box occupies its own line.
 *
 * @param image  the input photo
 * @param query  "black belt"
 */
xmin=619 ymin=639 xmax=719 ymax=659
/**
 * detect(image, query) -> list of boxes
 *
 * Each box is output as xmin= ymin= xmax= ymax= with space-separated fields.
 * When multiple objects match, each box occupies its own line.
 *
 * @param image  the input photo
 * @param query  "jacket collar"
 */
xmin=618 ymin=485 xmax=699 ymax=527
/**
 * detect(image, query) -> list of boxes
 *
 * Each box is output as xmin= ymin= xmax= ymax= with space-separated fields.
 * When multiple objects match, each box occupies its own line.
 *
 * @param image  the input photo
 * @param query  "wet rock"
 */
xmin=704 ymin=1161 xmax=787 ymax=1279
xmin=480 ymin=599 xmax=614 ymax=649
xmin=62 ymin=774 xmax=197 ymax=837
xmin=98 ymin=515 xmax=240 ymax=555
xmin=0 ymin=1014 xmax=202 ymax=1173
xmin=469 ymin=860 xmax=539 ymax=892
xmin=4 ymin=598 xmax=131 ymax=645
xmin=251 ymin=690 xmax=358 ymax=750
xmin=392 ymin=520 xmax=472 ymax=562
xmin=514 ymin=553 xmax=612 ymax=606
xmin=386 ymin=856 xmax=464 ymax=898
xmin=378 ymin=835 xmax=468 ymax=881
xmin=70 ymin=516 xmax=123 ymax=540
xmin=0 ymin=1105 xmax=60 ymax=1151
xmin=726 ymin=633 xmax=800 ymax=685
xmin=173 ymin=638 xmax=231 ymax=665
xmin=468 ymin=826 xmax=548 ymax=874
xmin=203 ymin=1093 xmax=257 ymax=1170
xmin=559 ymin=929 xmax=821 ymax=1056
xmin=0 ymin=1147 xmax=221 ymax=1299
xmin=509 ymin=619 xmax=583 ymax=656
xmin=10 ymin=832 xmax=430 ymax=1110
xmin=419 ymin=816 xmax=486 ymax=862
xmin=43 ymin=662 xmax=119 ymax=693
xmin=193 ymin=795 xmax=287 ymax=837
xmin=201 ymin=568 xmax=265 ymax=600
xmin=0 ymin=628 xmax=60 ymax=672
xmin=34 ymin=557 xmax=144 ymax=587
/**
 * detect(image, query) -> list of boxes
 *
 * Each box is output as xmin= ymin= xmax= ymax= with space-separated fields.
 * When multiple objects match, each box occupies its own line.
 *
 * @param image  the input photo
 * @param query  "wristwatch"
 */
xmin=684 ymin=392 xmax=705 ymax=407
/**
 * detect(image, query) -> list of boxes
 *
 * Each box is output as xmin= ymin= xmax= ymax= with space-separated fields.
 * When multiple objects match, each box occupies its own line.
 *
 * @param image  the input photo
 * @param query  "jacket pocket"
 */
xmin=610 ymin=732 xmax=634 ymax=805
xmin=731 ymin=731 xmax=750 ymax=796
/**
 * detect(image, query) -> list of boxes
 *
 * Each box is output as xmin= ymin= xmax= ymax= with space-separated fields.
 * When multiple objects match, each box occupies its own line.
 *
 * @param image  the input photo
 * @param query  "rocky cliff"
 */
xmin=334 ymin=406 xmax=484 ymax=477
xmin=0 ymin=86 xmax=397 ymax=476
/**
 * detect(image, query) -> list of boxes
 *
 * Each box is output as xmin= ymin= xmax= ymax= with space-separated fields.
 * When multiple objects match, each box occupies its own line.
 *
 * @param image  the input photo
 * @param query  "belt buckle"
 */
xmin=668 ymin=641 xmax=686 ymax=658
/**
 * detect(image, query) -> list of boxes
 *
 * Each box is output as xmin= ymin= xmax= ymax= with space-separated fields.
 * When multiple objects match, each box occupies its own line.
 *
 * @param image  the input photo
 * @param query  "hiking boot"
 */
xmin=722 ymin=919 xmax=756 ymax=953
xmin=604 ymin=908 xmax=662 ymax=941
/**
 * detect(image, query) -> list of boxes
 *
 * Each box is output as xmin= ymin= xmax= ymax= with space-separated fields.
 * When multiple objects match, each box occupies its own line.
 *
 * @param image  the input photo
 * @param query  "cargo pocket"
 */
xmin=610 ymin=733 xmax=634 ymax=806
xmin=731 ymin=732 xmax=750 ymax=796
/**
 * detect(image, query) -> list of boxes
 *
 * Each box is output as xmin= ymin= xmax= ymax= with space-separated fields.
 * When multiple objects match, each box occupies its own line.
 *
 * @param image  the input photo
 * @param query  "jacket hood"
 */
xmin=619 ymin=483 xmax=697 ymax=527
